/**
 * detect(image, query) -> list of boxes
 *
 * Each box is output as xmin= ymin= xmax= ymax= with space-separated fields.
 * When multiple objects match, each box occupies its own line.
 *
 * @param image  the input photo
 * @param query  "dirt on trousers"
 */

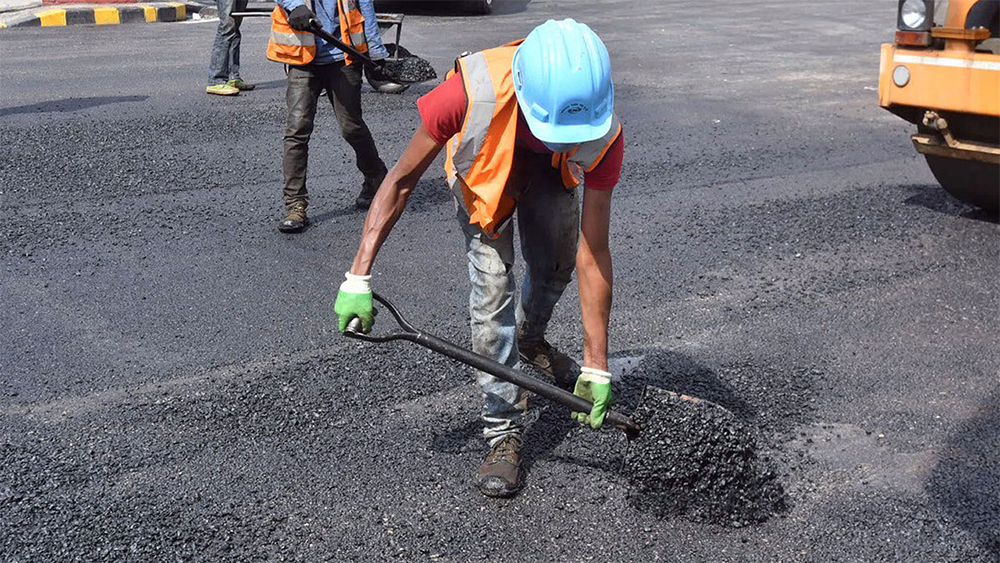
xmin=623 ymin=387 xmax=790 ymax=527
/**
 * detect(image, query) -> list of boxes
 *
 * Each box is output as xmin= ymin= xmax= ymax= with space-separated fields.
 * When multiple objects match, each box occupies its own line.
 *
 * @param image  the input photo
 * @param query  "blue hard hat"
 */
xmin=512 ymin=19 xmax=614 ymax=144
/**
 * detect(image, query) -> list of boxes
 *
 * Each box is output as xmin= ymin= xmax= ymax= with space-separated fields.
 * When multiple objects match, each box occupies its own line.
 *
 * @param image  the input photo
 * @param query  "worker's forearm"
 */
xmin=577 ymin=242 xmax=613 ymax=372
xmin=348 ymin=124 xmax=442 ymax=276
xmin=350 ymin=170 xmax=416 ymax=275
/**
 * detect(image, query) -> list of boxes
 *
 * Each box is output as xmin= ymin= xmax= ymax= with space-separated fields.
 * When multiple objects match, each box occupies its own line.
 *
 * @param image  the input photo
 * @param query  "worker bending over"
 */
xmin=335 ymin=19 xmax=624 ymax=498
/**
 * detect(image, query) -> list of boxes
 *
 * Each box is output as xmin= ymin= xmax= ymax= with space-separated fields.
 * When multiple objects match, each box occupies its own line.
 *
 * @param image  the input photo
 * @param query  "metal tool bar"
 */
xmin=346 ymin=293 xmax=642 ymax=438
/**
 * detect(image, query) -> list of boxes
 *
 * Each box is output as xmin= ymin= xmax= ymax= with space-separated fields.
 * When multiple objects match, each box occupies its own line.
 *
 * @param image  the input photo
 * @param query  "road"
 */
xmin=2 ymin=1 xmax=998 ymax=561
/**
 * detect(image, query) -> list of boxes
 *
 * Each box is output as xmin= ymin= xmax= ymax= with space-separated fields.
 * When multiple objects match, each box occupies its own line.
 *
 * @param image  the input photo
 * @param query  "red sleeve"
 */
xmin=582 ymin=130 xmax=624 ymax=191
xmin=417 ymin=73 xmax=468 ymax=146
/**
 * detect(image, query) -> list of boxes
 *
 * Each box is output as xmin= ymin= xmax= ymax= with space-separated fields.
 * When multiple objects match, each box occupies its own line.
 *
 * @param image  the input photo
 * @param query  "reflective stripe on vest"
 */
xmin=337 ymin=0 xmax=368 ymax=65
xmin=445 ymin=45 xmax=520 ymax=237
xmin=451 ymin=52 xmax=500 ymax=178
xmin=269 ymin=28 xmax=316 ymax=49
xmin=266 ymin=1 xmax=316 ymax=65
xmin=445 ymin=44 xmax=620 ymax=237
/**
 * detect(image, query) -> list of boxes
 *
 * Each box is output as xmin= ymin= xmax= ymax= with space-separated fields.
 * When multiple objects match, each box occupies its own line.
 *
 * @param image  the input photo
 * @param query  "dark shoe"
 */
xmin=278 ymin=204 xmax=308 ymax=233
xmin=518 ymin=337 xmax=579 ymax=391
xmin=227 ymin=78 xmax=255 ymax=91
xmin=355 ymin=171 xmax=386 ymax=209
xmin=476 ymin=435 xmax=522 ymax=498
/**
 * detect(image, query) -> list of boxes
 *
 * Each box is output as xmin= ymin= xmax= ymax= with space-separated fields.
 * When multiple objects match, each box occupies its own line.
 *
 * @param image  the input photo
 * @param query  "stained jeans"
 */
xmin=458 ymin=151 xmax=580 ymax=445
xmin=282 ymin=62 xmax=387 ymax=208
xmin=207 ymin=0 xmax=247 ymax=85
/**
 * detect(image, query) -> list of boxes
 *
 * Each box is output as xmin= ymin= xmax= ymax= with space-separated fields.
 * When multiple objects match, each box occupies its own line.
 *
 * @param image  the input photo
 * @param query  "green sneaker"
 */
xmin=206 ymin=83 xmax=239 ymax=96
xmin=227 ymin=78 xmax=255 ymax=91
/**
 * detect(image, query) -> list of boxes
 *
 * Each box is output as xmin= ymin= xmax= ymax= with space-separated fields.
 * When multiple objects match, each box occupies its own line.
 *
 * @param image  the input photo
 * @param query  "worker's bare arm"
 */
xmin=576 ymin=186 xmax=613 ymax=372
xmin=350 ymin=124 xmax=444 ymax=275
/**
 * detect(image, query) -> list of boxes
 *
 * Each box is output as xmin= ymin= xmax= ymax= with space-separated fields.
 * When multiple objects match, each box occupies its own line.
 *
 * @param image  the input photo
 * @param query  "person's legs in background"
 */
xmin=325 ymin=60 xmax=388 ymax=209
xmin=278 ymin=65 xmax=323 ymax=232
xmin=225 ymin=0 xmax=255 ymax=92
xmin=206 ymin=0 xmax=240 ymax=96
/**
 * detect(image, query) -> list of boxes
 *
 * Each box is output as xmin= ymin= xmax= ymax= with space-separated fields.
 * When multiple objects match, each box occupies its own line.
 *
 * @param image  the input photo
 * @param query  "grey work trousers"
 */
xmin=458 ymin=151 xmax=581 ymax=445
xmin=282 ymin=62 xmax=387 ymax=209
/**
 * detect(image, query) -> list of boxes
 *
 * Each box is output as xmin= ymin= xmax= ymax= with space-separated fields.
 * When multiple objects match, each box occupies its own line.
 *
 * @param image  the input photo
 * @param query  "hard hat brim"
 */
xmin=520 ymin=110 xmax=614 ymax=145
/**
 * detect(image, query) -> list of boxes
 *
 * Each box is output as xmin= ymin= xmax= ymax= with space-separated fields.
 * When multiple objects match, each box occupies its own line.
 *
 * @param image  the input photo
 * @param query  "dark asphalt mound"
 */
xmin=623 ymin=386 xmax=789 ymax=527
xmin=377 ymin=57 xmax=437 ymax=84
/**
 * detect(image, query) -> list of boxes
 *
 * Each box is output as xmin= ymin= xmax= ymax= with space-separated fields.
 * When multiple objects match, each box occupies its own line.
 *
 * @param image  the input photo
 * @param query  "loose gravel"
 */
xmin=624 ymin=387 xmax=789 ymax=527
xmin=378 ymin=56 xmax=437 ymax=84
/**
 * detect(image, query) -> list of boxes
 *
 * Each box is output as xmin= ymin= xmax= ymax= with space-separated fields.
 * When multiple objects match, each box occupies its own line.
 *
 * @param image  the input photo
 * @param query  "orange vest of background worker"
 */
xmin=444 ymin=41 xmax=622 ymax=237
xmin=266 ymin=0 xmax=369 ymax=67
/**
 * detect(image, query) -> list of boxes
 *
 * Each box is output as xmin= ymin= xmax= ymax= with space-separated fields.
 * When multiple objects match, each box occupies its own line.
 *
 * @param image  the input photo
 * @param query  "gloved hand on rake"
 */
xmin=572 ymin=367 xmax=612 ymax=429
xmin=335 ymin=272 xmax=376 ymax=333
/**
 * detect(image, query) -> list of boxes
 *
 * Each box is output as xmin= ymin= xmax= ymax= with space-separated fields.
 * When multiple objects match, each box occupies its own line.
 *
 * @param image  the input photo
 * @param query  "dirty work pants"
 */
xmin=282 ymin=62 xmax=387 ymax=209
xmin=458 ymin=151 xmax=580 ymax=446
xmin=207 ymin=0 xmax=247 ymax=85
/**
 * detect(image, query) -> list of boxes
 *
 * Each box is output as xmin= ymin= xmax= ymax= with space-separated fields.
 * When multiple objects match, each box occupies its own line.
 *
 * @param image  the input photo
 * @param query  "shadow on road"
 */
xmin=927 ymin=389 xmax=1000 ymax=557
xmin=497 ymin=349 xmax=753 ymax=479
xmin=520 ymin=349 xmax=754 ymax=478
xmin=902 ymin=184 xmax=1000 ymax=224
xmin=0 ymin=96 xmax=148 ymax=117
xmin=250 ymin=79 xmax=288 ymax=91
xmin=306 ymin=205 xmax=366 ymax=226
xmin=306 ymin=178 xmax=452 ymax=227
xmin=612 ymin=348 xmax=754 ymax=422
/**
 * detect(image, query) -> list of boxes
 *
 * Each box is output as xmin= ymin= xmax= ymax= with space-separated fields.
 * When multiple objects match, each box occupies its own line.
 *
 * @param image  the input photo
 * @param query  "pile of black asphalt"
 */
xmin=624 ymin=387 xmax=789 ymax=526
xmin=378 ymin=56 xmax=438 ymax=84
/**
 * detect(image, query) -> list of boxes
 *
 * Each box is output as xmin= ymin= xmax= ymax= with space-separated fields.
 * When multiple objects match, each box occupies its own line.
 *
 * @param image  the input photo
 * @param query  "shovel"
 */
xmin=308 ymin=20 xmax=437 ymax=85
xmin=345 ymin=292 xmax=642 ymax=439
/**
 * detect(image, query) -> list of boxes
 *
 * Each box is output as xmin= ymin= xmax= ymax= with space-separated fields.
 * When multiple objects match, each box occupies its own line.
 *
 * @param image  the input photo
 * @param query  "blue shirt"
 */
xmin=276 ymin=0 xmax=388 ymax=64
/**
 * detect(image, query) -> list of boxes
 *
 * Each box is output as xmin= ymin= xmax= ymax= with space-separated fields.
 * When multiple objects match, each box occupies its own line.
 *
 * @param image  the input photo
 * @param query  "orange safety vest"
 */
xmin=444 ymin=41 xmax=622 ymax=237
xmin=266 ymin=0 xmax=370 ymax=66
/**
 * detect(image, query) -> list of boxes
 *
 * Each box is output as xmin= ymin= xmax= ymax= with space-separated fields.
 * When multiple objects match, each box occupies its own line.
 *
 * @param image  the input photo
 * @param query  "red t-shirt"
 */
xmin=417 ymin=73 xmax=623 ymax=191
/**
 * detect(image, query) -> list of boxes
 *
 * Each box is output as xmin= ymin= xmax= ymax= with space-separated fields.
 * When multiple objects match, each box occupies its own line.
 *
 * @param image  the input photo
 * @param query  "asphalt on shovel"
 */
xmin=345 ymin=293 xmax=786 ymax=524
xmin=308 ymin=20 xmax=437 ymax=85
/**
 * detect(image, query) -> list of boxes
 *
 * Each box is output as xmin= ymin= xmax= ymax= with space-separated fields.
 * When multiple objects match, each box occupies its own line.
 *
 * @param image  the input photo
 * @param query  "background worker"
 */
xmin=206 ymin=0 xmax=254 ymax=96
xmin=267 ymin=0 xmax=390 ymax=233
xmin=334 ymin=19 xmax=625 ymax=498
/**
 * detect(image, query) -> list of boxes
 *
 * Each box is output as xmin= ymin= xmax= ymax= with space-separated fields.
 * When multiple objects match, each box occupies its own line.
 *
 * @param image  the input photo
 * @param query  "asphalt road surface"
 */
xmin=2 ymin=1 xmax=998 ymax=561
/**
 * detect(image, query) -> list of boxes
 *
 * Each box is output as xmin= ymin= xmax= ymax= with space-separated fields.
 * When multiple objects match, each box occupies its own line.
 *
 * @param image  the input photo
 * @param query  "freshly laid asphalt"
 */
xmin=1 ymin=1 xmax=998 ymax=561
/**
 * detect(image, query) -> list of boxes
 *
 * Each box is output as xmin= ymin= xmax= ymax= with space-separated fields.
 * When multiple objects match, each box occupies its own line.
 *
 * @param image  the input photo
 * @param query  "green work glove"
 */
xmin=334 ymin=272 xmax=375 ymax=333
xmin=572 ymin=367 xmax=613 ymax=429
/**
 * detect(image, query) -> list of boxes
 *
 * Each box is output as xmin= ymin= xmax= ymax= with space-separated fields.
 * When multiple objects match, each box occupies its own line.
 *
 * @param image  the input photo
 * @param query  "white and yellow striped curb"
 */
xmin=0 ymin=2 xmax=199 ymax=28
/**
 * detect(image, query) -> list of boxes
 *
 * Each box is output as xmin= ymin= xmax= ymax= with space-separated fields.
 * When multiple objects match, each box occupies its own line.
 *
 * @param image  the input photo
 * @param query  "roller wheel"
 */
xmin=366 ymin=44 xmax=411 ymax=94
xmin=923 ymin=155 xmax=1000 ymax=213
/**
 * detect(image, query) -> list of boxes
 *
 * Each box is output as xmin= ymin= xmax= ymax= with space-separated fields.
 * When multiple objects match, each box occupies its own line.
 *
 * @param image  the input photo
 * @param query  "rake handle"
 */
xmin=345 ymin=293 xmax=641 ymax=438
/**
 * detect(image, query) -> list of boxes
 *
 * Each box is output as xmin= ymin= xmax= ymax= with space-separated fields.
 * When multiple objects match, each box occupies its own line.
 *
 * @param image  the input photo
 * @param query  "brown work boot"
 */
xmin=518 ymin=337 xmax=579 ymax=391
xmin=278 ymin=203 xmax=308 ymax=233
xmin=476 ymin=435 xmax=522 ymax=498
xmin=355 ymin=171 xmax=386 ymax=209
